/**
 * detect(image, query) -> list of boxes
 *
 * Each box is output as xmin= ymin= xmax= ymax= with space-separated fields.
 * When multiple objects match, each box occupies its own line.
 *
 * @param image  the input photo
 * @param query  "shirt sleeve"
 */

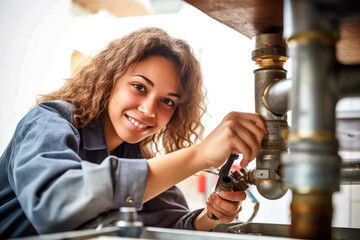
xmin=138 ymin=186 xmax=203 ymax=230
xmin=8 ymin=106 xmax=148 ymax=234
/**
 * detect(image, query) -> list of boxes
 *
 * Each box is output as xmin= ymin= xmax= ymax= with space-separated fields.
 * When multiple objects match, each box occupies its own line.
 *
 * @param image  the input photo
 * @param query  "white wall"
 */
xmin=0 ymin=0 xmax=356 ymax=229
xmin=0 ymin=0 xmax=254 ymax=151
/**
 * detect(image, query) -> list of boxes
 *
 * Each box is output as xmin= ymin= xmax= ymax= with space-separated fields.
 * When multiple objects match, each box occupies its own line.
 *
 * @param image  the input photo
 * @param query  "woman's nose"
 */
xmin=138 ymin=98 xmax=156 ymax=118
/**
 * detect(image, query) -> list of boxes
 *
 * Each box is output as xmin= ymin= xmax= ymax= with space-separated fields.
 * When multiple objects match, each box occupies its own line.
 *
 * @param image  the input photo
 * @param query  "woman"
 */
xmin=0 ymin=27 xmax=266 ymax=238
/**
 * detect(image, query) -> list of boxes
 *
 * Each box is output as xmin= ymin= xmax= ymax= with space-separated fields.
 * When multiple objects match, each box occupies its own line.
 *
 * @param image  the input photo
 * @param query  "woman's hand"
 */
xmin=144 ymin=112 xmax=266 ymax=203
xmin=206 ymin=191 xmax=246 ymax=223
xmin=193 ymin=190 xmax=247 ymax=231
xmin=199 ymin=112 xmax=267 ymax=169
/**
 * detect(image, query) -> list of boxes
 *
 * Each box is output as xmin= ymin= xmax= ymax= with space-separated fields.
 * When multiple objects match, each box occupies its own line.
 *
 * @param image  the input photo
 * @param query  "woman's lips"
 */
xmin=126 ymin=115 xmax=152 ymax=130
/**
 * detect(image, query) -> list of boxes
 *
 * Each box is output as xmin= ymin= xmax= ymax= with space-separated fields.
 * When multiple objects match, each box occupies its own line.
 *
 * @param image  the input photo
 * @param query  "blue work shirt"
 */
xmin=0 ymin=100 xmax=201 ymax=238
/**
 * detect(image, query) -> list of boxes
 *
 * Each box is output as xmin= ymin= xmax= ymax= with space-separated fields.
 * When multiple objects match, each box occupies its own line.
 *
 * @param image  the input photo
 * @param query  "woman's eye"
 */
xmin=161 ymin=98 xmax=175 ymax=107
xmin=133 ymin=84 xmax=146 ymax=92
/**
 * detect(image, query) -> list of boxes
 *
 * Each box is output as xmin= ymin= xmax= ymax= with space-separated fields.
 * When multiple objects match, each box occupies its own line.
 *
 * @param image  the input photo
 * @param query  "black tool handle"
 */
xmin=210 ymin=154 xmax=239 ymax=220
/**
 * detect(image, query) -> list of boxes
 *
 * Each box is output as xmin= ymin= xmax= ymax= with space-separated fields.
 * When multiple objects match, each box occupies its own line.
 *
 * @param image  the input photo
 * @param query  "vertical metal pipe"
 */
xmin=252 ymin=33 xmax=289 ymax=200
xmin=282 ymin=0 xmax=341 ymax=238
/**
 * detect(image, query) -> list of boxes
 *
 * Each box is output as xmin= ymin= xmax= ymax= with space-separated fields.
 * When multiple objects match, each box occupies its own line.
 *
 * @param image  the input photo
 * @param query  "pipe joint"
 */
xmin=287 ymin=31 xmax=337 ymax=48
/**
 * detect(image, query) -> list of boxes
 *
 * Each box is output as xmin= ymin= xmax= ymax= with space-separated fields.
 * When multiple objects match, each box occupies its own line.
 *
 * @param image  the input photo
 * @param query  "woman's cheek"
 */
xmin=158 ymin=108 xmax=175 ymax=126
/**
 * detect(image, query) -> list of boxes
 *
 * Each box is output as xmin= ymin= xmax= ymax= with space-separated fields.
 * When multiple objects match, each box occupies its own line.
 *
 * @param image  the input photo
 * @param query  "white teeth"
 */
xmin=128 ymin=116 xmax=148 ymax=129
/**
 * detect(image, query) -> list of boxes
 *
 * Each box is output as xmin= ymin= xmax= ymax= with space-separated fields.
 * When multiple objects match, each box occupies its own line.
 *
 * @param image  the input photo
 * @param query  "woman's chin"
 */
xmin=121 ymin=134 xmax=147 ymax=144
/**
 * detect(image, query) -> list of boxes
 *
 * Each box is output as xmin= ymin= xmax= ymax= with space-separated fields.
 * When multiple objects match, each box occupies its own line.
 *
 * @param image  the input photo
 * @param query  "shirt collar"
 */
xmin=81 ymin=121 xmax=108 ymax=150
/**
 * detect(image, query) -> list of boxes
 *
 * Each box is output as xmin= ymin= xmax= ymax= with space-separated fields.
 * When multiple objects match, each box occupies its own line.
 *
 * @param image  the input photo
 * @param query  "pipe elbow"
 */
xmin=255 ymin=179 xmax=288 ymax=200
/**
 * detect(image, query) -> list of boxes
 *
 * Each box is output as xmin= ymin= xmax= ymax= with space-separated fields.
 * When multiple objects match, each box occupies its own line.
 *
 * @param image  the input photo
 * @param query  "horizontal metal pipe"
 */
xmin=263 ymin=78 xmax=292 ymax=116
xmin=263 ymin=73 xmax=360 ymax=116
xmin=337 ymin=65 xmax=360 ymax=98
xmin=340 ymin=160 xmax=360 ymax=184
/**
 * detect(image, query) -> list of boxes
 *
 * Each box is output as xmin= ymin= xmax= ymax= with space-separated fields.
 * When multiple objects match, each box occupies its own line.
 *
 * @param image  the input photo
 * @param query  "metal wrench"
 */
xmin=210 ymin=153 xmax=239 ymax=220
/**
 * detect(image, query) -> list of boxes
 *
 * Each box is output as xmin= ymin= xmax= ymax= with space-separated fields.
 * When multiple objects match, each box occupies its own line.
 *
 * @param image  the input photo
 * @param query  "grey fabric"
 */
xmin=0 ymin=100 xmax=202 ymax=238
xmin=0 ymin=101 xmax=147 ymax=237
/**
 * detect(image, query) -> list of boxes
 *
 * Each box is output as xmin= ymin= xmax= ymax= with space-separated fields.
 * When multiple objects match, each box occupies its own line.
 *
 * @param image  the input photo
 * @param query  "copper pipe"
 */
xmin=290 ymin=192 xmax=332 ymax=239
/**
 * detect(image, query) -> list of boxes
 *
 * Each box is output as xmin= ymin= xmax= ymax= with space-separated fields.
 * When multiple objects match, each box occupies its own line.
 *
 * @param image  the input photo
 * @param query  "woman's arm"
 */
xmin=144 ymin=112 xmax=266 ymax=203
xmin=7 ymin=103 xmax=147 ymax=234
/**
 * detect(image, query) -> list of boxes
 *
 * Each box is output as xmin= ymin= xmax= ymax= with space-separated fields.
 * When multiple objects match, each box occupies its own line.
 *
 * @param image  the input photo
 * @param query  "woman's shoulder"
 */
xmin=19 ymin=100 xmax=76 ymax=130
xmin=31 ymin=100 xmax=74 ymax=121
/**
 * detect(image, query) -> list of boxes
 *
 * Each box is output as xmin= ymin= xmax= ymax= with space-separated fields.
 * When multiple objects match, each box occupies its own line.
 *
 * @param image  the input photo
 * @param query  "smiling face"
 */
xmin=104 ymin=55 xmax=181 ymax=152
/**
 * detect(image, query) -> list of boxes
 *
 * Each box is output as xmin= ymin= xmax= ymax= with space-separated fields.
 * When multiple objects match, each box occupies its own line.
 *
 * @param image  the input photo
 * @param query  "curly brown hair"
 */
xmin=37 ymin=27 xmax=206 ymax=158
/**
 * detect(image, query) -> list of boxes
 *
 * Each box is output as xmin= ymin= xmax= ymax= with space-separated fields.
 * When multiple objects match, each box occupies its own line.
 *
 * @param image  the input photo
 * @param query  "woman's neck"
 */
xmin=103 ymin=113 xmax=124 ymax=153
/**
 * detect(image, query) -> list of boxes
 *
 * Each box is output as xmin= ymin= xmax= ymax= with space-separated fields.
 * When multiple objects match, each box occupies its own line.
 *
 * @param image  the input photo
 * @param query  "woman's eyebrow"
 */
xmin=134 ymin=74 xmax=154 ymax=87
xmin=134 ymin=74 xmax=181 ymax=99
xmin=168 ymin=93 xmax=181 ymax=99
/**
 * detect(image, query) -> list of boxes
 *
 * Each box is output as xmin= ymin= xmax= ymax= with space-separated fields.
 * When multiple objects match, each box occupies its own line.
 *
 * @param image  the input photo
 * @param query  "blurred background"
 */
xmin=0 ymin=0 xmax=358 ymax=228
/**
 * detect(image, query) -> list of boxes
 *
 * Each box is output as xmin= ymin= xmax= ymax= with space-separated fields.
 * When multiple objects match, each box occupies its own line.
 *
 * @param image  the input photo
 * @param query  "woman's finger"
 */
xmin=236 ymin=118 xmax=267 ymax=145
xmin=238 ymin=112 xmax=267 ymax=134
xmin=208 ymin=192 xmax=243 ymax=216
xmin=218 ymin=190 xmax=247 ymax=202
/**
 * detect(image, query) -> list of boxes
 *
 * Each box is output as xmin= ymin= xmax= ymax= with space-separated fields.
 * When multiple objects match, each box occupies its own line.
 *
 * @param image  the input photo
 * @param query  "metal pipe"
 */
xmin=282 ymin=0 xmax=341 ymax=238
xmin=249 ymin=2 xmax=359 ymax=238
xmin=263 ymin=78 xmax=292 ymax=116
xmin=340 ymin=160 xmax=360 ymax=184
xmin=337 ymin=65 xmax=360 ymax=98
xmin=252 ymin=33 xmax=289 ymax=200
xmin=290 ymin=192 xmax=333 ymax=239
xmin=259 ymin=76 xmax=360 ymax=185
xmin=262 ymin=79 xmax=360 ymax=185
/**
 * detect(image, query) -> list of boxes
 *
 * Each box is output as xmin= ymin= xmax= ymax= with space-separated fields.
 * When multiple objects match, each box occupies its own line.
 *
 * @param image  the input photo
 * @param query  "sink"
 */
xmin=15 ymin=223 xmax=360 ymax=240
xmin=213 ymin=222 xmax=360 ymax=240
